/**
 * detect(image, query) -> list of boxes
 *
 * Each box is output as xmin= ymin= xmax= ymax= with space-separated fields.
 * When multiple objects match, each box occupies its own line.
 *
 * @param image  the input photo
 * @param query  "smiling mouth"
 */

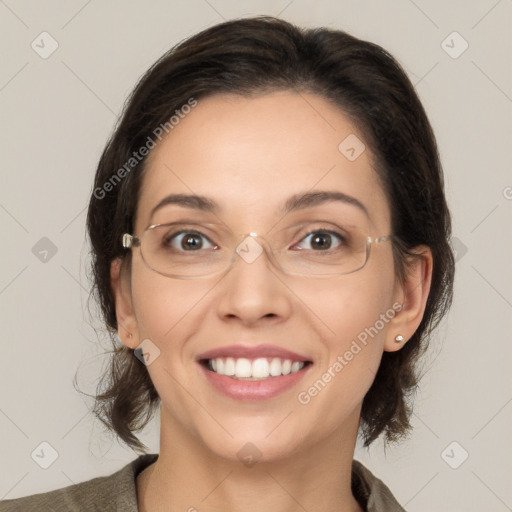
xmin=201 ymin=357 xmax=313 ymax=381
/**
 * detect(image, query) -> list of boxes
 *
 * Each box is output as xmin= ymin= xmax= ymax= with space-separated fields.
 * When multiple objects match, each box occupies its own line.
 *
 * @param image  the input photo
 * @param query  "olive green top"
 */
xmin=1 ymin=454 xmax=406 ymax=511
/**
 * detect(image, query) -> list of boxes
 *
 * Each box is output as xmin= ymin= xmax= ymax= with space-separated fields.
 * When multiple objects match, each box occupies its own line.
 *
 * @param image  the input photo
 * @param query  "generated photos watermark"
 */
xmin=297 ymin=301 xmax=403 ymax=405
xmin=93 ymin=97 xmax=198 ymax=200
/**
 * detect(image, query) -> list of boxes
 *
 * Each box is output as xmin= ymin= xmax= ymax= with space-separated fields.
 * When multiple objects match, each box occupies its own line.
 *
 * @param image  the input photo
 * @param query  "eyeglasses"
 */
xmin=122 ymin=220 xmax=393 ymax=279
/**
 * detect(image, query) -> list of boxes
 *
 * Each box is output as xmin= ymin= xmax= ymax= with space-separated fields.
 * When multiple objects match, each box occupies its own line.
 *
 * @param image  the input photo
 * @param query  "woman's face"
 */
xmin=115 ymin=91 xmax=408 ymax=462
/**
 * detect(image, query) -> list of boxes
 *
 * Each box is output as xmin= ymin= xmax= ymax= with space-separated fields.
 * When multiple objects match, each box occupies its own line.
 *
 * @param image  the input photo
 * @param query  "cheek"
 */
xmin=129 ymin=269 xmax=218 ymax=420
xmin=297 ymin=265 xmax=396 ymax=349
xmin=130 ymin=262 xmax=213 ymax=343
xmin=294 ymin=268 xmax=396 ymax=411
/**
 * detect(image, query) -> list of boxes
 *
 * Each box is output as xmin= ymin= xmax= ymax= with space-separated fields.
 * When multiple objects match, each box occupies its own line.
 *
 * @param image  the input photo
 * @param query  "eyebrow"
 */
xmin=282 ymin=190 xmax=369 ymax=217
xmin=150 ymin=193 xmax=218 ymax=218
xmin=150 ymin=190 xmax=369 ymax=219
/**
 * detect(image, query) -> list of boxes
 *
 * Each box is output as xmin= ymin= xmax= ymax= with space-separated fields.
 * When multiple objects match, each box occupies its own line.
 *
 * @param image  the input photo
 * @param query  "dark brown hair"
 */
xmin=84 ymin=16 xmax=454 ymax=453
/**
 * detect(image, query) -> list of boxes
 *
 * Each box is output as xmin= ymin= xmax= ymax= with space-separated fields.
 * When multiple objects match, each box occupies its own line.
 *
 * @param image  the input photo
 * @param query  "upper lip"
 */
xmin=197 ymin=344 xmax=311 ymax=362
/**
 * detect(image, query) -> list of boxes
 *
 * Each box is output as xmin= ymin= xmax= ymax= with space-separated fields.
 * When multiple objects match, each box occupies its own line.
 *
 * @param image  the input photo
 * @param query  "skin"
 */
xmin=111 ymin=91 xmax=433 ymax=512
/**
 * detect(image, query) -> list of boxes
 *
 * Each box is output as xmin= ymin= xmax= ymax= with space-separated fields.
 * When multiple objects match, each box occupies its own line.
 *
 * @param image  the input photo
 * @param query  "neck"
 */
xmin=137 ymin=409 xmax=364 ymax=512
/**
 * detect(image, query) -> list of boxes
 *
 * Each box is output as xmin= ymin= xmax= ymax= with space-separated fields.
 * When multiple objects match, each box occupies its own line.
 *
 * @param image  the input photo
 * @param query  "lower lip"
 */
xmin=200 ymin=363 xmax=311 ymax=401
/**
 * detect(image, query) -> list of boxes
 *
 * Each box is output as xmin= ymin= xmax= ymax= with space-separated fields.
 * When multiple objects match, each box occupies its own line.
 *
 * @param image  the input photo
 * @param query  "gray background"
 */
xmin=1 ymin=1 xmax=511 ymax=510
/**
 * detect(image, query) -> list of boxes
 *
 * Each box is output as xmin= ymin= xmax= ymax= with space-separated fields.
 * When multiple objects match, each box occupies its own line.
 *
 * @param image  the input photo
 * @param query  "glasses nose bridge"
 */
xmin=229 ymin=231 xmax=280 ymax=273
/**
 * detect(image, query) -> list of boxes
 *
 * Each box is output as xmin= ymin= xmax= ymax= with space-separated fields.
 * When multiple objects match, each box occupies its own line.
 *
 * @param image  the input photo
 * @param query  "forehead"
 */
xmin=136 ymin=91 xmax=390 ymax=233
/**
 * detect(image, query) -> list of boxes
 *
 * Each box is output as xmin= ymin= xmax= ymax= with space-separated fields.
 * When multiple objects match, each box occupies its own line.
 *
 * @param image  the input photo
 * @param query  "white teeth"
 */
xmin=224 ymin=357 xmax=235 ymax=376
xmin=269 ymin=358 xmax=282 ymax=376
xmin=235 ymin=358 xmax=252 ymax=378
xmin=252 ymin=358 xmax=269 ymax=378
xmin=209 ymin=357 xmax=306 ymax=379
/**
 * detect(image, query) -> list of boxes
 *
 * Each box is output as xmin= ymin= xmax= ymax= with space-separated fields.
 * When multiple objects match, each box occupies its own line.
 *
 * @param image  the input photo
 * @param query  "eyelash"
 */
xmin=163 ymin=230 xmax=215 ymax=250
xmin=161 ymin=227 xmax=346 ymax=252
xmin=296 ymin=229 xmax=345 ymax=251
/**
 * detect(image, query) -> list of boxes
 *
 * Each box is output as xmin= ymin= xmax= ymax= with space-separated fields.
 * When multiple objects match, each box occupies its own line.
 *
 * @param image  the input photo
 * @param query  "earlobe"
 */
xmin=384 ymin=246 xmax=433 ymax=352
xmin=110 ymin=258 xmax=140 ymax=349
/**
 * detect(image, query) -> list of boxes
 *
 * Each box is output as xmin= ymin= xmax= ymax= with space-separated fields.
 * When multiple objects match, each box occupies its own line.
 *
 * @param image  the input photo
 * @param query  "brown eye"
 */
xmin=309 ymin=233 xmax=332 ymax=250
xmin=164 ymin=231 xmax=215 ymax=251
xmin=294 ymin=230 xmax=344 ymax=251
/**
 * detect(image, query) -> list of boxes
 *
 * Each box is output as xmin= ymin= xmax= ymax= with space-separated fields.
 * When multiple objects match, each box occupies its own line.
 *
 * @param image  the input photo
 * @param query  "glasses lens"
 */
xmin=141 ymin=223 xmax=228 ymax=278
xmin=274 ymin=227 xmax=369 ymax=277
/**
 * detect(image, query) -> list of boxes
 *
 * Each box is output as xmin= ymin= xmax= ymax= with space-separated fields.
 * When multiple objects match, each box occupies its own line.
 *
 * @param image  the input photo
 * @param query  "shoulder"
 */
xmin=0 ymin=454 xmax=158 ymax=512
xmin=352 ymin=459 xmax=407 ymax=512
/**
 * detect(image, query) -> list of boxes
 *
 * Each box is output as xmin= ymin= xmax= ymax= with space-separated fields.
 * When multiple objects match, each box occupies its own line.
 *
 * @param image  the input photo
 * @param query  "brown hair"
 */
xmin=84 ymin=16 xmax=454 ymax=453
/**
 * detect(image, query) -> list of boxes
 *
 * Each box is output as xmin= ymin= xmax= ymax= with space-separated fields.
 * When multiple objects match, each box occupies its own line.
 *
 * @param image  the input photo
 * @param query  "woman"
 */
xmin=2 ymin=15 xmax=454 ymax=512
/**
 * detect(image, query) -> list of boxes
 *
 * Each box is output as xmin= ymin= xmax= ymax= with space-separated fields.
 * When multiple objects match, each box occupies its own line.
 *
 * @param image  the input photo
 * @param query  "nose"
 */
xmin=215 ymin=234 xmax=292 ymax=326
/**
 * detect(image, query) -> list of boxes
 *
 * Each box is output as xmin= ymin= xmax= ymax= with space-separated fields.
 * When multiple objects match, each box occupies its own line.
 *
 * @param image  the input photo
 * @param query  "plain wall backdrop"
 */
xmin=1 ymin=1 xmax=511 ymax=511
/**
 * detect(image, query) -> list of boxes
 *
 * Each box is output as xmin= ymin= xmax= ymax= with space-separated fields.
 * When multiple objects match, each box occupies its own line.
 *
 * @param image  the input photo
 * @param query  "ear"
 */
xmin=110 ymin=258 xmax=140 ymax=349
xmin=384 ymin=246 xmax=433 ymax=352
